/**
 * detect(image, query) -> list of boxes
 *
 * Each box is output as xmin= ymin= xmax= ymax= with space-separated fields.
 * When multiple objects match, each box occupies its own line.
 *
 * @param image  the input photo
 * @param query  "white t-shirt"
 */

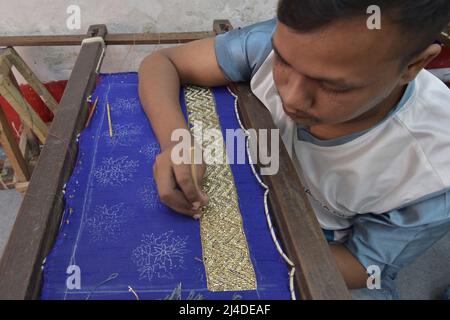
xmin=251 ymin=50 xmax=450 ymax=232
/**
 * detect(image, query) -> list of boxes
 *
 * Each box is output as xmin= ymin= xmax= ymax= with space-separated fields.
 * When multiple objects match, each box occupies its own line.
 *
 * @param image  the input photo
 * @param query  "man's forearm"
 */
xmin=138 ymin=52 xmax=190 ymax=151
xmin=329 ymin=243 xmax=368 ymax=289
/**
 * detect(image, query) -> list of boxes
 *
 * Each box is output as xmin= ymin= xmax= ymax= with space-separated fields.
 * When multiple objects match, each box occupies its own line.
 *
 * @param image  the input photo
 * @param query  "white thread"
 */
xmin=81 ymin=36 xmax=105 ymax=46
xmin=11 ymin=122 xmax=23 ymax=138
xmin=227 ymin=86 xmax=297 ymax=300
xmin=128 ymin=285 xmax=140 ymax=300
xmin=131 ymin=231 xmax=189 ymax=282
xmin=96 ymin=47 xmax=106 ymax=74
xmin=93 ymin=156 xmax=139 ymax=187
xmin=85 ymin=273 xmax=119 ymax=300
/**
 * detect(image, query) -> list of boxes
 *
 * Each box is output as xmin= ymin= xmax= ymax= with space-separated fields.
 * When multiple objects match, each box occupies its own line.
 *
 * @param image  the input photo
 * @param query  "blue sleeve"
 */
xmin=214 ymin=18 xmax=276 ymax=82
xmin=345 ymin=189 xmax=450 ymax=278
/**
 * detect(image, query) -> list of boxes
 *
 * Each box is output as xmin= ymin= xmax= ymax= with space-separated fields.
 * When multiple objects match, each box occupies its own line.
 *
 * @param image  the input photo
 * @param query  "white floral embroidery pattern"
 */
xmin=131 ymin=231 xmax=189 ymax=281
xmin=112 ymin=97 xmax=141 ymax=115
xmin=94 ymin=156 xmax=139 ymax=186
xmin=103 ymin=124 xmax=143 ymax=147
xmin=139 ymin=143 xmax=160 ymax=163
xmin=139 ymin=179 xmax=163 ymax=209
xmin=86 ymin=203 xmax=129 ymax=242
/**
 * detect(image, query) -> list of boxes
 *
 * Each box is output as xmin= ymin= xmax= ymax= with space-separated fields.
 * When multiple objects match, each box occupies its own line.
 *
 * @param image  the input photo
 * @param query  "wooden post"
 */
xmin=0 ymin=106 xmax=30 ymax=182
xmin=2 ymin=47 xmax=58 ymax=113
xmin=6 ymin=68 xmax=41 ymax=163
xmin=0 ymin=72 xmax=48 ymax=144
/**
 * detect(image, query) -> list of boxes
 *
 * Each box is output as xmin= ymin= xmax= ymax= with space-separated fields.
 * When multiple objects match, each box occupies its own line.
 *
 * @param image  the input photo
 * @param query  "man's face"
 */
xmin=272 ymin=18 xmax=406 ymax=126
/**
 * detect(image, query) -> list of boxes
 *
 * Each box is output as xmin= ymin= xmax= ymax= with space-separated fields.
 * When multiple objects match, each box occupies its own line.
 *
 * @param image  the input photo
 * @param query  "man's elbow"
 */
xmin=329 ymin=244 xmax=368 ymax=289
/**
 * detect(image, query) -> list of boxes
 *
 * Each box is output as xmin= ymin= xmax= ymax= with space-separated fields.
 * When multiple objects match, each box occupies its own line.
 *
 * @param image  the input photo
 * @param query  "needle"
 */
xmin=106 ymin=101 xmax=113 ymax=137
xmin=190 ymin=146 xmax=199 ymax=191
xmin=85 ymin=96 xmax=99 ymax=128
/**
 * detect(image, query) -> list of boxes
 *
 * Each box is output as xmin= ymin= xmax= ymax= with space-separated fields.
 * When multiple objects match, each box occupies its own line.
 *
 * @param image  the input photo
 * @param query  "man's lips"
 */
xmin=283 ymin=108 xmax=314 ymax=120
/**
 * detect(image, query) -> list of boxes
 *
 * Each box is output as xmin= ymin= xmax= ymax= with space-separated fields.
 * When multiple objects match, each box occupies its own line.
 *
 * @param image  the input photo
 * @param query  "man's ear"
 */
xmin=400 ymin=43 xmax=442 ymax=84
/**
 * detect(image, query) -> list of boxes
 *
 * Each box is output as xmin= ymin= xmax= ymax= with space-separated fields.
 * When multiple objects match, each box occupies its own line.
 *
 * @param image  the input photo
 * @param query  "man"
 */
xmin=138 ymin=0 xmax=450 ymax=297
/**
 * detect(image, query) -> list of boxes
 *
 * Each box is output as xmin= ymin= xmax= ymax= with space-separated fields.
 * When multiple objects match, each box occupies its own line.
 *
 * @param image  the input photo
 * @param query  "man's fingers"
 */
xmin=167 ymin=189 xmax=203 ymax=217
xmin=173 ymin=164 xmax=203 ymax=206
xmin=153 ymin=157 xmax=201 ymax=218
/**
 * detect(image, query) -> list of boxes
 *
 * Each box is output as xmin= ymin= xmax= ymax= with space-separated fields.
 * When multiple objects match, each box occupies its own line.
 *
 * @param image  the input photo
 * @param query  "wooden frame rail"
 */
xmin=0 ymin=20 xmax=354 ymax=300
xmin=0 ymin=31 xmax=216 ymax=47
xmin=0 ymin=24 xmax=448 ymax=47
xmin=0 ymin=24 xmax=107 ymax=299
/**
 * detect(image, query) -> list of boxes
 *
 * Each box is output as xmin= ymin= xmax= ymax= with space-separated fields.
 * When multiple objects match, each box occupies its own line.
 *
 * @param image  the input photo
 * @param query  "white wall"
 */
xmin=0 ymin=0 xmax=278 ymax=82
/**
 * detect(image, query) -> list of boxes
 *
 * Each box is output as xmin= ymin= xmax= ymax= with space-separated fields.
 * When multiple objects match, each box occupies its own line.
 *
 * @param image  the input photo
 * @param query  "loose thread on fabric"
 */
xmin=128 ymin=285 xmax=140 ymax=300
xmin=85 ymin=273 xmax=119 ymax=300
xmin=85 ymin=96 xmax=99 ymax=128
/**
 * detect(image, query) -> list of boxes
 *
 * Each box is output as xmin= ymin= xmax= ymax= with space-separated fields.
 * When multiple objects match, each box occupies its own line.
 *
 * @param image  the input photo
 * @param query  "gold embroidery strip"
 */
xmin=184 ymin=85 xmax=257 ymax=292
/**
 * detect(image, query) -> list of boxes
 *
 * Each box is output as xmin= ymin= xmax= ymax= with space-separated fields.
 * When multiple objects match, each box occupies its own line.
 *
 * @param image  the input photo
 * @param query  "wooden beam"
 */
xmin=0 ymin=67 xmax=35 ymax=185
xmin=0 ymin=31 xmax=215 ymax=47
xmin=0 ymin=106 xmax=30 ymax=182
xmin=7 ymin=67 xmax=42 ymax=166
xmin=0 ymin=24 xmax=448 ymax=48
xmin=0 ymin=24 xmax=108 ymax=300
xmin=3 ymin=47 xmax=59 ymax=113
xmin=0 ymin=73 xmax=48 ymax=144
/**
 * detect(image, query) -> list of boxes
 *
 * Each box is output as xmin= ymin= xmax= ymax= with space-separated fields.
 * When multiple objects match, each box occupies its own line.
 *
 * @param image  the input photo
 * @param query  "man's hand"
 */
xmin=153 ymin=142 xmax=209 ymax=218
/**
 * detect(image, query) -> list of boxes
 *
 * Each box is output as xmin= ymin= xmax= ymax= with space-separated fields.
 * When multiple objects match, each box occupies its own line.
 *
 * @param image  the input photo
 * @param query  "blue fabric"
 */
xmin=214 ymin=18 xmax=276 ymax=82
xmin=41 ymin=73 xmax=291 ymax=300
xmin=350 ymin=275 xmax=400 ymax=300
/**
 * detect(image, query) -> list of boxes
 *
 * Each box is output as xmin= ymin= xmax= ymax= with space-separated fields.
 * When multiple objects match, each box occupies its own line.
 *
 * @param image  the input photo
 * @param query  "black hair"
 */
xmin=277 ymin=0 xmax=450 ymax=62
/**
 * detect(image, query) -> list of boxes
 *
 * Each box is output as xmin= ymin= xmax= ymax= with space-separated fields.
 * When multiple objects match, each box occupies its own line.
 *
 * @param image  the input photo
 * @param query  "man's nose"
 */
xmin=282 ymin=74 xmax=315 ymax=112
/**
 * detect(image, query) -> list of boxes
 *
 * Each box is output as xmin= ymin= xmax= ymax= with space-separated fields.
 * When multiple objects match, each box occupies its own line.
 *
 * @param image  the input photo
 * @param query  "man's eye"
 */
xmin=320 ymin=84 xmax=351 ymax=94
